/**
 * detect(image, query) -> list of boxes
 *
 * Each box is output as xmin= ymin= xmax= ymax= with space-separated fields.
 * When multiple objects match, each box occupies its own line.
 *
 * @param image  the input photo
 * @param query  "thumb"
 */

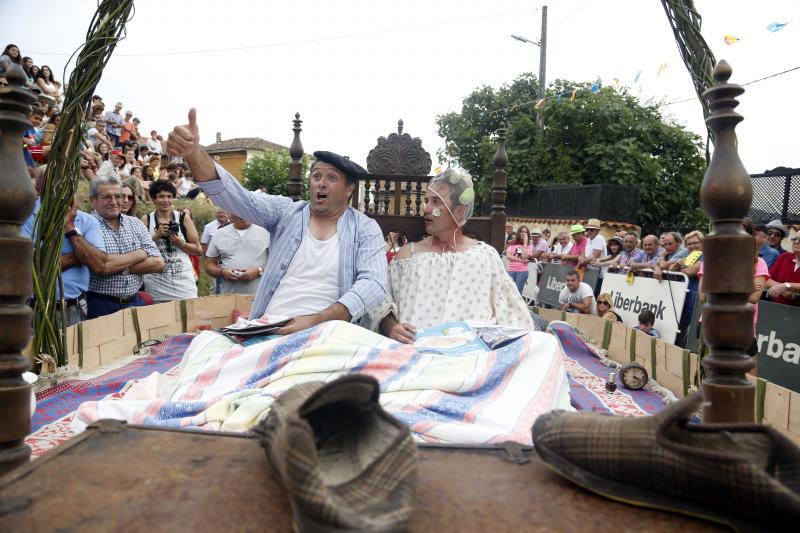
xmin=188 ymin=108 xmax=198 ymax=130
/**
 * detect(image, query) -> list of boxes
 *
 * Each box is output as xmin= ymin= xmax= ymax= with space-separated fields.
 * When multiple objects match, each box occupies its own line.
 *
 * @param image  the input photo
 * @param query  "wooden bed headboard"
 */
xmin=287 ymin=117 xmax=509 ymax=253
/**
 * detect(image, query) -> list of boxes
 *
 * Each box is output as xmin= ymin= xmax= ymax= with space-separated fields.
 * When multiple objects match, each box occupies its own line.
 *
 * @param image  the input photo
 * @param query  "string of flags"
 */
xmin=724 ymin=19 xmax=794 ymax=45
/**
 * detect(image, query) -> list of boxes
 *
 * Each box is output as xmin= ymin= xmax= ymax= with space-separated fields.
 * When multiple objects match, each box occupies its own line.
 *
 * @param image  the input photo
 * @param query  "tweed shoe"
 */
xmin=533 ymin=392 xmax=800 ymax=531
xmin=253 ymin=374 xmax=417 ymax=532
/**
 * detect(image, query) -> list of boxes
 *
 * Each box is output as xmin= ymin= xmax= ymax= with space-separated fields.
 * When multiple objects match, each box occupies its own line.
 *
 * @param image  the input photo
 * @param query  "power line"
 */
xmin=660 ymin=65 xmax=800 ymax=107
xmin=554 ymin=0 xmax=590 ymax=28
xmin=26 ymin=8 xmax=540 ymax=57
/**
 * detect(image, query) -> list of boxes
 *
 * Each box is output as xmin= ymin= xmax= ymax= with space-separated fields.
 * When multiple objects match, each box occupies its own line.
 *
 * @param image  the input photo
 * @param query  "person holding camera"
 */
xmin=141 ymin=180 xmax=201 ymax=303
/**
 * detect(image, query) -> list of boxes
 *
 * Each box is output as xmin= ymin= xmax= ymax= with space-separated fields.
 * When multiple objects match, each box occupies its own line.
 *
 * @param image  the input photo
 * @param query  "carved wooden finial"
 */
xmin=699 ymin=61 xmax=755 ymax=423
xmin=0 ymin=61 xmax=37 ymax=473
xmin=490 ymin=122 xmax=508 ymax=253
xmin=288 ymin=112 xmax=304 ymax=201
xmin=397 ymin=119 xmax=404 ymax=135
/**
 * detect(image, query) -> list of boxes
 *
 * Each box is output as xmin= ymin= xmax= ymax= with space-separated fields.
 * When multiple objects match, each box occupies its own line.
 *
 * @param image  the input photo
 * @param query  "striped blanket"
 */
xmin=73 ymin=320 xmax=571 ymax=445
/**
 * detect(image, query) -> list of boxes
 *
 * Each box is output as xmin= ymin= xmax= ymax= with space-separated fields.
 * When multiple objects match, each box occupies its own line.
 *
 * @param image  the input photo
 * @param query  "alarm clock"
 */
xmin=619 ymin=362 xmax=649 ymax=391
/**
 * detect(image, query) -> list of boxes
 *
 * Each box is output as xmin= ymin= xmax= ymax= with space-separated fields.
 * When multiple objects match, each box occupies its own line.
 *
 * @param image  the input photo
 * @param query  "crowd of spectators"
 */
xmin=505 ymin=216 xmax=799 ymax=342
xmin=4 ymin=42 xmax=273 ymax=324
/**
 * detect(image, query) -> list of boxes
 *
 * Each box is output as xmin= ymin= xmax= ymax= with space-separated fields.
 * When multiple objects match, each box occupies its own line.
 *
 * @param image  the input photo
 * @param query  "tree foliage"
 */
xmin=436 ymin=74 xmax=708 ymax=233
xmin=242 ymin=149 xmax=310 ymax=198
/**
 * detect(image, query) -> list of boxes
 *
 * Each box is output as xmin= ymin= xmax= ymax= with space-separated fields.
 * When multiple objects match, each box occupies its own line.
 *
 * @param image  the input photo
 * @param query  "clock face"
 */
xmin=621 ymin=364 xmax=648 ymax=390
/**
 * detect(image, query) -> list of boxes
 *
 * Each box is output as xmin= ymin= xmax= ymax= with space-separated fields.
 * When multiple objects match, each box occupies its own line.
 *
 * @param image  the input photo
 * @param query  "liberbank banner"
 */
xmin=756 ymin=301 xmax=800 ymax=393
xmin=599 ymin=272 xmax=689 ymax=344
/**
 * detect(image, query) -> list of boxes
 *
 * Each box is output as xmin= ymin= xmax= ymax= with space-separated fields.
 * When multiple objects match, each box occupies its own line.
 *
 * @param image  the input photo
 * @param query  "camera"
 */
xmin=168 ymin=221 xmax=180 ymax=234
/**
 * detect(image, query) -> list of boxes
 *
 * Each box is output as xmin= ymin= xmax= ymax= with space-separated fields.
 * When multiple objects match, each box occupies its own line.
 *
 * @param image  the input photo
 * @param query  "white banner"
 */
xmin=599 ymin=272 xmax=689 ymax=344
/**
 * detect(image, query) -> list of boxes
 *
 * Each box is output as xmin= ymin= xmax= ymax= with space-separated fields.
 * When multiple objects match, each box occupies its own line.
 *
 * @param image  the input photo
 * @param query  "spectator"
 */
xmin=26 ymin=107 xmax=46 ymax=162
xmin=205 ymin=213 xmax=270 ymax=295
xmin=142 ymin=163 xmax=156 ymax=183
xmin=581 ymin=218 xmax=606 ymax=269
xmin=764 ymin=219 xmax=788 ymax=254
xmin=141 ymin=179 xmax=201 ymax=303
xmin=673 ymin=230 xmax=704 ymax=341
xmin=87 ymin=175 xmax=165 ymax=319
xmin=636 ymin=310 xmax=660 ymax=338
xmin=124 ymin=166 xmax=148 ymax=202
xmin=750 ymin=224 xmax=778 ymax=269
xmin=148 ymin=155 xmax=161 ymax=179
xmin=626 ymin=235 xmax=662 ymax=275
xmin=591 ymin=235 xmax=624 ymax=274
xmin=385 ymin=231 xmax=401 ymax=263
xmin=104 ymin=102 xmax=124 ymax=147
xmin=506 ymin=226 xmax=532 ymax=294
xmin=2 ymin=44 xmax=21 ymax=67
xmin=39 ymin=111 xmax=61 ymax=163
xmin=119 ymin=184 xmax=137 ymax=216
xmin=88 ymin=119 xmax=113 ymax=150
xmin=505 ymin=223 xmax=515 ymax=245
xmin=35 ymin=65 xmax=62 ymax=102
xmin=147 ymin=130 xmax=162 ymax=155
xmin=556 ymin=224 xmax=589 ymax=268
xmin=558 ymin=270 xmax=596 ymax=314
xmin=765 ymin=234 xmax=800 ymax=307
xmin=97 ymin=149 xmax=124 ymax=180
xmin=541 ymin=228 xmax=551 ymax=244
xmin=201 ymin=208 xmax=229 ymax=255
xmin=131 ymin=117 xmax=142 ymax=143
xmin=119 ymin=110 xmax=135 ymax=145
xmin=546 ymin=231 xmax=572 ymax=263
xmin=138 ymin=145 xmax=150 ymax=163
xmin=595 ymin=292 xmax=622 ymax=322
xmin=529 ymin=228 xmax=550 ymax=261
xmin=616 ymin=231 xmax=646 ymax=269
xmin=657 ymin=232 xmax=689 ymax=272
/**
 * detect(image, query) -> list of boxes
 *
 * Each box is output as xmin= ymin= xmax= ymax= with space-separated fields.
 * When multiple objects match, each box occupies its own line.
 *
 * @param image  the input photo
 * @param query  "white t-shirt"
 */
xmin=558 ymin=282 xmax=597 ymax=314
xmin=552 ymin=241 xmax=572 ymax=263
xmin=147 ymin=138 xmax=162 ymax=154
xmin=201 ymin=219 xmax=222 ymax=246
xmin=587 ymin=234 xmax=607 ymax=259
xmin=206 ymin=224 xmax=269 ymax=295
xmin=176 ymin=177 xmax=193 ymax=197
xmin=265 ymin=228 xmax=340 ymax=317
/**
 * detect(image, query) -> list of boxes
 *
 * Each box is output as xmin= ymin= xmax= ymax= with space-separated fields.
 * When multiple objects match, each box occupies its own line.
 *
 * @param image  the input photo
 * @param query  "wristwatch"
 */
xmin=258 ymin=267 xmax=264 ymax=277
xmin=64 ymin=227 xmax=83 ymax=239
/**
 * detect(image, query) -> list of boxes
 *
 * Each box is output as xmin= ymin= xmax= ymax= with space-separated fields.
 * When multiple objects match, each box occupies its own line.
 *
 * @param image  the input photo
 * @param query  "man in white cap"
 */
xmin=765 ymin=219 xmax=789 ymax=254
xmin=529 ymin=228 xmax=550 ymax=261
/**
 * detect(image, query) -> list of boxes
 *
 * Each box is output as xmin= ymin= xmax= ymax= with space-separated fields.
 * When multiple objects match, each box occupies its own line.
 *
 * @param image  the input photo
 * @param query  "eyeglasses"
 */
xmin=791 ymin=237 xmax=800 ymax=243
xmin=766 ymin=231 xmax=783 ymax=237
xmin=598 ymin=301 xmax=610 ymax=306
xmin=98 ymin=194 xmax=125 ymax=201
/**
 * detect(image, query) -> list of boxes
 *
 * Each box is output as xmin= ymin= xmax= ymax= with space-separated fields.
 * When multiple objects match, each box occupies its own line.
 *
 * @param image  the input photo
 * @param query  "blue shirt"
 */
xmin=760 ymin=243 xmax=779 ymax=269
xmin=23 ymin=200 xmax=107 ymax=299
xmin=196 ymin=163 xmax=387 ymax=321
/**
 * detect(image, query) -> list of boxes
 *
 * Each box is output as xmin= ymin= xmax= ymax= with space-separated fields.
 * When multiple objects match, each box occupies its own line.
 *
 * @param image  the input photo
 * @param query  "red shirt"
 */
xmin=768 ymin=252 xmax=800 ymax=306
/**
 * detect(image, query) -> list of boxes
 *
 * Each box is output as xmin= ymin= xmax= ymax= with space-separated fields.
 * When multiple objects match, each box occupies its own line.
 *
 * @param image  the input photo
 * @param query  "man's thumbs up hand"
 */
xmin=166 ymin=108 xmax=200 ymax=158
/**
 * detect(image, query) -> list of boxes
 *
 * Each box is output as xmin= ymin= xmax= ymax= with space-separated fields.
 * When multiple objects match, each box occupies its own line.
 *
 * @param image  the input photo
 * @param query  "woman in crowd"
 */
xmin=140 ymin=180 xmax=201 ymax=303
xmin=39 ymin=111 xmax=60 ymax=163
xmin=35 ymin=65 xmax=62 ymax=102
xmin=591 ymin=235 xmax=624 ymax=274
xmin=595 ymin=292 xmax=622 ymax=322
xmin=672 ymin=230 xmax=704 ymax=339
xmin=506 ymin=225 xmax=533 ymax=294
xmin=119 ymin=184 xmax=137 ymax=216
xmin=148 ymin=155 xmax=161 ymax=179
xmin=365 ymin=168 xmax=533 ymax=342
xmin=125 ymin=166 xmax=149 ymax=201
xmin=2 ymin=44 xmax=22 ymax=67
xmin=95 ymin=141 xmax=110 ymax=161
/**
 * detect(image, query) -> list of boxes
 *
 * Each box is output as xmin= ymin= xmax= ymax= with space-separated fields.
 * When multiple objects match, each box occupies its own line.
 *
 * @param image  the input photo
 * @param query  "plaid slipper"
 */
xmin=253 ymin=374 xmax=417 ymax=532
xmin=533 ymin=392 xmax=800 ymax=531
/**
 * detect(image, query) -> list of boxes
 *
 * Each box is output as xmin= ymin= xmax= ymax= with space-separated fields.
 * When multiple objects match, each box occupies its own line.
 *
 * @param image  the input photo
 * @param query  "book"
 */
xmin=214 ymin=315 xmax=291 ymax=342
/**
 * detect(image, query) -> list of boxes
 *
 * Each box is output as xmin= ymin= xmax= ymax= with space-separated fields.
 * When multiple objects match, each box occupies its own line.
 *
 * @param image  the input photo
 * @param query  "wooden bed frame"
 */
xmin=0 ymin=60 xmax=755 ymax=530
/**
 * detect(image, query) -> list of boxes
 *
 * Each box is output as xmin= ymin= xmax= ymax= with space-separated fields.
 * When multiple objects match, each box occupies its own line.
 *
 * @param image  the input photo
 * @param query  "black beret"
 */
xmin=312 ymin=151 xmax=366 ymax=184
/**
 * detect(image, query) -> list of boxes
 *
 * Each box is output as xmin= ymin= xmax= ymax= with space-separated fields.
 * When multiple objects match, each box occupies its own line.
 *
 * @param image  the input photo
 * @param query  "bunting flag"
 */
xmin=657 ymin=63 xmax=668 ymax=76
xmin=570 ymin=89 xmax=577 ymax=101
xmin=534 ymin=99 xmax=545 ymax=109
xmin=434 ymin=166 xmax=442 ymax=174
xmin=633 ymin=70 xmax=642 ymax=83
xmin=724 ymin=34 xmax=740 ymax=45
xmin=590 ymin=81 xmax=600 ymax=93
xmin=612 ymin=78 xmax=620 ymax=86
xmin=767 ymin=22 xmax=788 ymax=32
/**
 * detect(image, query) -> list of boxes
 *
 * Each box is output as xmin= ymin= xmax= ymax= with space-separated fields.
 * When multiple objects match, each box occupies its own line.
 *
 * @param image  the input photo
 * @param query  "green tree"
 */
xmin=242 ymin=149 xmax=310 ymax=198
xmin=436 ymin=74 xmax=708 ymax=233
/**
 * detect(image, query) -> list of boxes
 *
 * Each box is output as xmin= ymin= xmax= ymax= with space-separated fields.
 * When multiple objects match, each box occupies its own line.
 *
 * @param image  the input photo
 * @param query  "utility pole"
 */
xmin=537 ymin=5 xmax=547 ymax=130
xmin=511 ymin=5 xmax=547 ymax=129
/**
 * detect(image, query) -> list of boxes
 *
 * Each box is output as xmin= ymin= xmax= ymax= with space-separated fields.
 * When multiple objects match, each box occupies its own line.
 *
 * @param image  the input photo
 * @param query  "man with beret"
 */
xmin=166 ymin=109 xmax=387 ymax=334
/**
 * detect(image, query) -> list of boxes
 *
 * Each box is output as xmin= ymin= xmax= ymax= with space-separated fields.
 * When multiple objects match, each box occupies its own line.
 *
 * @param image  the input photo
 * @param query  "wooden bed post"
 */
xmin=699 ymin=60 xmax=755 ymax=423
xmin=0 ymin=64 xmax=37 ymax=474
xmin=288 ymin=112 xmax=303 ymax=202
xmin=490 ymin=123 xmax=508 ymax=253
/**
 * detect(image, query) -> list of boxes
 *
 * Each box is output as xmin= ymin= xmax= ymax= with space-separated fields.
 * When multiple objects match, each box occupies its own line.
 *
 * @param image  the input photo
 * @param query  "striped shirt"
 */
xmin=196 ymin=163 xmax=387 ymax=321
xmin=89 ymin=212 xmax=162 ymax=297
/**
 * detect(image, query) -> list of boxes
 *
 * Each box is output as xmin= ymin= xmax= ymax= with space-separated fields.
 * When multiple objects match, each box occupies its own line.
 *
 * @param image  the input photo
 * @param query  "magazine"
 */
xmin=471 ymin=325 xmax=529 ymax=351
xmin=214 ymin=315 xmax=291 ymax=342
xmin=412 ymin=321 xmax=531 ymax=355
